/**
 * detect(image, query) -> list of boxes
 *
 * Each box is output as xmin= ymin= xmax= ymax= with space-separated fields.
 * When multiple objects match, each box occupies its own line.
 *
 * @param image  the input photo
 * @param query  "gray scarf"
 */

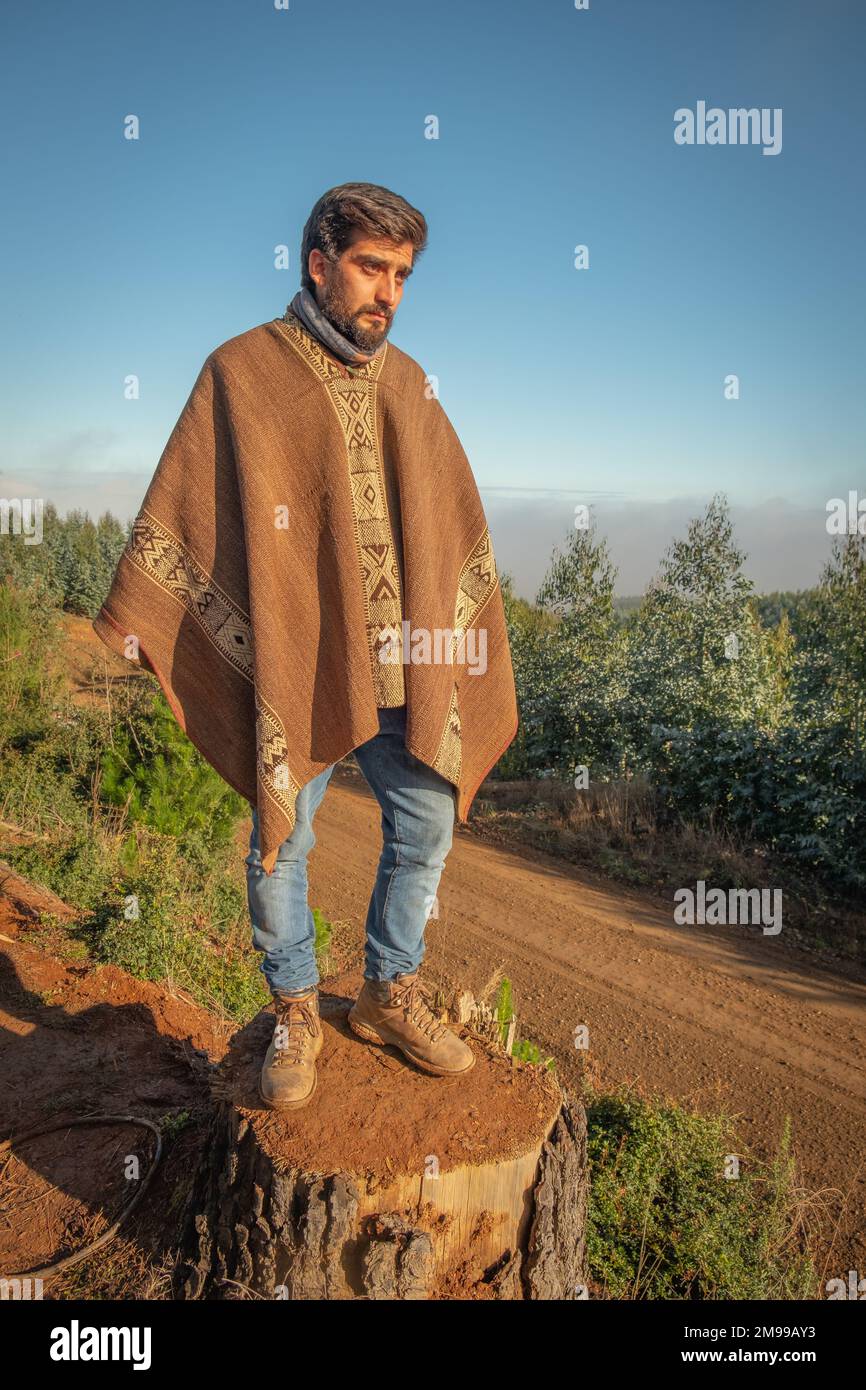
xmin=284 ymin=287 xmax=387 ymax=367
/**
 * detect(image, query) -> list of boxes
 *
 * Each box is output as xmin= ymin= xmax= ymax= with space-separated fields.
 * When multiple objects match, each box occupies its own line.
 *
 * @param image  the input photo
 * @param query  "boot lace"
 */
xmin=392 ymin=977 xmax=447 ymax=1042
xmin=272 ymin=997 xmax=318 ymax=1066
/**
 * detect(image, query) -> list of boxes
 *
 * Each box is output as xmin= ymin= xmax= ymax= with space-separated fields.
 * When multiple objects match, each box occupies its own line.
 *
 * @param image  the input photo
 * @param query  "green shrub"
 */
xmin=585 ymin=1089 xmax=814 ymax=1299
xmin=494 ymin=976 xmax=556 ymax=1069
xmin=100 ymin=685 xmax=246 ymax=851
xmin=495 ymin=976 xmax=513 ymax=1046
xmin=88 ymin=834 xmax=268 ymax=1020
xmin=0 ymin=576 xmax=65 ymax=746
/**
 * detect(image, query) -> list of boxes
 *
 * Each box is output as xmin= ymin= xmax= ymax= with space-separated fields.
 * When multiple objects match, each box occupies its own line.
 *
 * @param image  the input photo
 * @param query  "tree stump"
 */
xmin=176 ymin=974 xmax=588 ymax=1300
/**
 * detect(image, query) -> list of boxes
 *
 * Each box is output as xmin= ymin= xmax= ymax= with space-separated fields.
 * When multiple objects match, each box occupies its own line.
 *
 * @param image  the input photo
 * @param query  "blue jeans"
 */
xmin=245 ymin=704 xmax=456 ymax=996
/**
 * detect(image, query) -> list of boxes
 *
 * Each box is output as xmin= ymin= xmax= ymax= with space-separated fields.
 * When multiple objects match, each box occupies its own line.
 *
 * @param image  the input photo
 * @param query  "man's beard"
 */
xmin=319 ymin=278 xmax=392 ymax=353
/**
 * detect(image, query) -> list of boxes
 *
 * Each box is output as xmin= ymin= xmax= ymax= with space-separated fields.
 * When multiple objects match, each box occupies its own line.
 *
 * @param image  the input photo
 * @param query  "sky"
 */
xmin=1 ymin=0 xmax=864 ymax=598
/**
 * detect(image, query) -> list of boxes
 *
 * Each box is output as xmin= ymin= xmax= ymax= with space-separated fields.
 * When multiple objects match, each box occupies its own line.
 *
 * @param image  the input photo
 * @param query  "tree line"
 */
xmin=3 ymin=494 xmax=863 ymax=891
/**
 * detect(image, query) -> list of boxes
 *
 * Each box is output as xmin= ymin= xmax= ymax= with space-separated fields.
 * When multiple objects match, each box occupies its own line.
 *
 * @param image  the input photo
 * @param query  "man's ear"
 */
xmin=308 ymin=248 xmax=327 ymax=290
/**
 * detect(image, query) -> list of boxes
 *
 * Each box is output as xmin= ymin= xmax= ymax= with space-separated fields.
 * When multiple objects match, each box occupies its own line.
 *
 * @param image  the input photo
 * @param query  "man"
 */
xmin=93 ymin=182 xmax=519 ymax=1110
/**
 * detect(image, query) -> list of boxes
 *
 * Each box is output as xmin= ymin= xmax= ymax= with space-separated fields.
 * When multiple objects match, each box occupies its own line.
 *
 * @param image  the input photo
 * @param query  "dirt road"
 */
xmin=35 ymin=613 xmax=863 ymax=1283
xmin=309 ymin=766 xmax=866 ymax=1275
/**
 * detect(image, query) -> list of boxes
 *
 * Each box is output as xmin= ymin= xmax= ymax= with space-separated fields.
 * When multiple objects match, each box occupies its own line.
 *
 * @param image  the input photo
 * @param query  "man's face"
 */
xmin=309 ymin=232 xmax=414 ymax=352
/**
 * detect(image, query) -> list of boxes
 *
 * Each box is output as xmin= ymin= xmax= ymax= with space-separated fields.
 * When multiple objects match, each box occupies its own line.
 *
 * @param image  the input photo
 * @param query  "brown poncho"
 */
xmin=92 ymin=310 xmax=519 ymax=874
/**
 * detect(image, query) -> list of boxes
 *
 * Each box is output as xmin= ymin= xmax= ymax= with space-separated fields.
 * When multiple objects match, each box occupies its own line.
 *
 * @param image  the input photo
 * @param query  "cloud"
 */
xmin=0 ymin=467 xmax=146 ymax=526
xmin=30 ymin=428 xmax=125 ymax=470
xmin=2 ymin=428 xmax=151 ymax=523
xmin=0 ymin=454 xmax=839 ymax=601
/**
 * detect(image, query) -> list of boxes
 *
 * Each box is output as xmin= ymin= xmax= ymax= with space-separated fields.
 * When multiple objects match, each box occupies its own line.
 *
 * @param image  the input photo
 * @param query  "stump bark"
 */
xmin=176 ymin=975 xmax=588 ymax=1300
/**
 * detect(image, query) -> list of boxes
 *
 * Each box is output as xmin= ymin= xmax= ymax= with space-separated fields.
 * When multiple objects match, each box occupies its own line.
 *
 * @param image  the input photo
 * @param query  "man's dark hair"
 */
xmin=300 ymin=182 xmax=428 ymax=293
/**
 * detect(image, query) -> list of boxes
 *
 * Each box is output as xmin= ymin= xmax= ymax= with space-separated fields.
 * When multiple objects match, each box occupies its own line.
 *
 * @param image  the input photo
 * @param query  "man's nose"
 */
xmin=376 ymin=273 xmax=399 ymax=305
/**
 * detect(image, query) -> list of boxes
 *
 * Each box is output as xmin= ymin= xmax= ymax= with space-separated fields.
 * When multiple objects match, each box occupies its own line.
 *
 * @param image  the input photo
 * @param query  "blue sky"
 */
xmin=1 ymin=0 xmax=863 ymax=596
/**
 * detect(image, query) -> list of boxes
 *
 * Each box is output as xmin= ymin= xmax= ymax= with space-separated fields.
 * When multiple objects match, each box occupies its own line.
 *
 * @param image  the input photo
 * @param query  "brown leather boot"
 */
xmin=347 ymin=972 xmax=475 ymax=1076
xmin=259 ymin=986 xmax=323 ymax=1110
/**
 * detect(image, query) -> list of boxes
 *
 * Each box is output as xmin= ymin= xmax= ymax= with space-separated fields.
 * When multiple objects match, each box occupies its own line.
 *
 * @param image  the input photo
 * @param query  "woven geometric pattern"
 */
xmin=275 ymin=309 xmax=365 ymax=383
xmin=455 ymin=528 xmax=498 ymax=633
xmin=122 ymin=509 xmax=300 ymax=815
xmin=124 ymin=510 xmax=254 ymax=679
xmin=433 ymin=684 xmax=463 ymax=787
xmin=275 ymin=311 xmax=406 ymax=706
xmin=255 ymin=694 xmax=302 ymax=819
xmin=432 ymin=527 xmax=500 ymax=784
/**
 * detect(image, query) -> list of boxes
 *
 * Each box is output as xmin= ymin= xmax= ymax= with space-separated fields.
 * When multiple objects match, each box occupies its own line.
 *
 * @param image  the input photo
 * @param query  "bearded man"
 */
xmin=94 ymin=182 xmax=518 ymax=1109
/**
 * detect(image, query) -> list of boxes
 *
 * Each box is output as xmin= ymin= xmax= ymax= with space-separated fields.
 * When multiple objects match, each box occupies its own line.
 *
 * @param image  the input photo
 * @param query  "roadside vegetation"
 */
xmin=0 ymin=499 xmax=833 ymax=1296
